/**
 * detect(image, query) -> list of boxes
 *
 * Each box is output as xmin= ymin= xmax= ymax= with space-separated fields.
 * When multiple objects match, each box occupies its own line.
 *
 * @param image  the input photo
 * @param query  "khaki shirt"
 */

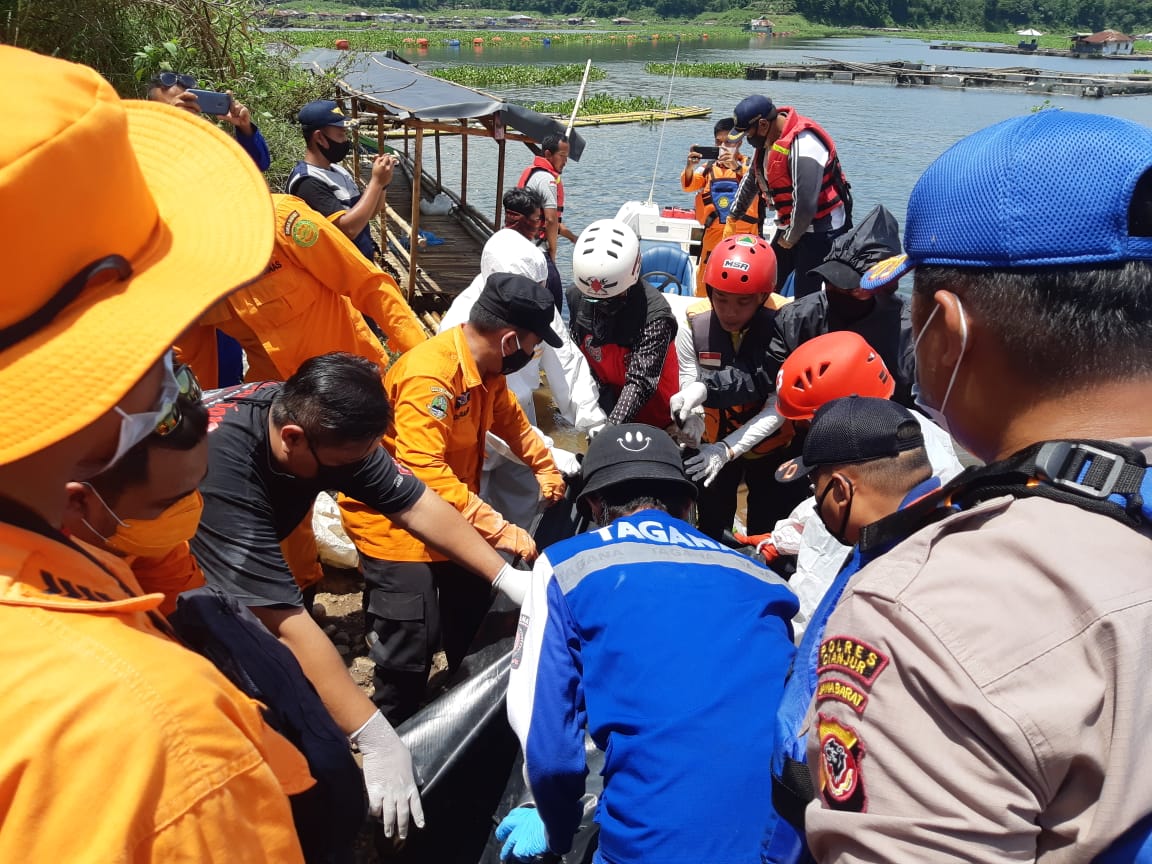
xmin=805 ymin=439 xmax=1152 ymax=862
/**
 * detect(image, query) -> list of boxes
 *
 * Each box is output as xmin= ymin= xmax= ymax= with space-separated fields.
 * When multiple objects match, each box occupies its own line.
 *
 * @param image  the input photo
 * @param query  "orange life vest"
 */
xmin=517 ymin=156 xmax=564 ymax=242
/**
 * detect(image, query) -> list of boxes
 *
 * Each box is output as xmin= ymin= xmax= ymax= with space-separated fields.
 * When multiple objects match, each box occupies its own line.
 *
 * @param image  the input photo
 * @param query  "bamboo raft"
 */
xmin=557 ymin=106 xmax=712 ymax=126
xmin=743 ymin=57 xmax=1152 ymax=97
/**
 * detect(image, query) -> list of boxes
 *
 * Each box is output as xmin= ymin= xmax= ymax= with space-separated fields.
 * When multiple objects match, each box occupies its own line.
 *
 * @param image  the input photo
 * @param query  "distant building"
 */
xmin=1070 ymin=29 xmax=1134 ymax=55
xmin=343 ymin=11 xmax=372 ymax=22
xmin=507 ymin=13 xmax=534 ymax=25
xmin=749 ymin=17 xmax=774 ymax=33
xmin=613 ymin=17 xmax=636 ymax=24
xmin=567 ymin=16 xmax=585 ymax=25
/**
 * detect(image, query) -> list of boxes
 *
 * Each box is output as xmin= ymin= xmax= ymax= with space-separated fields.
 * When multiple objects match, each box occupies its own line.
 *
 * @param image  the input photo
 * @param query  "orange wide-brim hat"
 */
xmin=0 ymin=47 xmax=274 ymax=465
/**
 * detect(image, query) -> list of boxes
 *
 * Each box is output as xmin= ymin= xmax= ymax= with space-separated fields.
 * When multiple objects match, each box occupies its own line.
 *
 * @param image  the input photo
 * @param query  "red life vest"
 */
xmin=580 ymin=337 xmax=680 ymax=428
xmin=757 ymin=108 xmax=849 ymax=228
xmin=517 ymin=156 xmax=565 ymax=242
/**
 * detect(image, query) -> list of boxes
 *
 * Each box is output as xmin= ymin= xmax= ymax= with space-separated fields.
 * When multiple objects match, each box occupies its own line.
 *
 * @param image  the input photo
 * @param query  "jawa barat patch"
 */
xmin=816 ymin=678 xmax=869 ymax=715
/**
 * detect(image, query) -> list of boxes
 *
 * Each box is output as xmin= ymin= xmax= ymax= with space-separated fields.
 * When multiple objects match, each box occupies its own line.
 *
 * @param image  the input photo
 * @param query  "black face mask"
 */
xmin=747 ymin=133 xmax=768 ymax=149
xmin=825 ymin=288 xmax=875 ymax=322
xmin=317 ymin=134 xmax=350 ymax=164
xmin=500 ymin=333 xmax=533 ymax=375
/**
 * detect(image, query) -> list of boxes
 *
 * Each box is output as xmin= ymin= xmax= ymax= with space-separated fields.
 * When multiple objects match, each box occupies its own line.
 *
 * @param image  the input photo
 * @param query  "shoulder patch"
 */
xmin=817 ymin=713 xmax=867 ymax=812
xmin=816 ymin=678 xmax=869 ymax=715
xmin=818 ymin=636 xmax=889 ymax=686
xmin=283 ymin=210 xmax=300 ymax=236
xmin=291 ymin=218 xmax=319 ymax=247
xmin=428 ymin=394 xmax=450 ymax=420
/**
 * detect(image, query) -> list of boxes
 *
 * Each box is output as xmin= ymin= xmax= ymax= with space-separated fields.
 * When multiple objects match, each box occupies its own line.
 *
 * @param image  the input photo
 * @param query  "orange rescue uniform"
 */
xmin=340 ymin=325 xmax=559 ymax=560
xmin=0 ymin=521 xmax=311 ymax=862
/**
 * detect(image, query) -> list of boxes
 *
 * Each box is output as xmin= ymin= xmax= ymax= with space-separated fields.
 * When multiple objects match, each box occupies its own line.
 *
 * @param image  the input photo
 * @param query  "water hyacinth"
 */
xmin=645 ymin=61 xmax=749 ymax=78
xmin=430 ymin=63 xmax=607 ymax=88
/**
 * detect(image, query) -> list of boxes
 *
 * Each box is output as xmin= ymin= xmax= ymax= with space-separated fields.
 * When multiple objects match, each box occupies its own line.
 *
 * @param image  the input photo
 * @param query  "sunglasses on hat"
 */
xmin=155 ymin=363 xmax=202 ymax=437
xmin=154 ymin=72 xmax=197 ymax=89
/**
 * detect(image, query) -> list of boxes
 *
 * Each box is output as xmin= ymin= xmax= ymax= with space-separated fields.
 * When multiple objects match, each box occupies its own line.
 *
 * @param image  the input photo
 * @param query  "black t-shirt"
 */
xmin=191 ymin=383 xmax=425 ymax=608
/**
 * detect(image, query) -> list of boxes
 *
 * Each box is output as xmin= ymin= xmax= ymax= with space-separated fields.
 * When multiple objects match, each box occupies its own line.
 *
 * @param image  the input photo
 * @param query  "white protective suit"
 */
xmin=439 ymin=229 xmax=603 ymax=529
xmin=777 ymin=412 xmax=965 ymax=641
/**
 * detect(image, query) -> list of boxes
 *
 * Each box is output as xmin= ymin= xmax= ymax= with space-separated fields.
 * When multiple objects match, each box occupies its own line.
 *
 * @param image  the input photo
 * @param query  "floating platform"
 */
xmin=553 ymin=106 xmax=711 ymax=126
xmin=743 ymin=58 xmax=1152 ymax=97
xmin=931 ymin=42 xmax=1152 ymax=61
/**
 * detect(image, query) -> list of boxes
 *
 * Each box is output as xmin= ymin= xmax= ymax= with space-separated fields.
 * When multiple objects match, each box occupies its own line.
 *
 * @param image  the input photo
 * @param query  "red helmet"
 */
xmin=704 ymin=235 xmax=777 ymax=295
xmin=775 ymin=331 xmax=895 ymax=421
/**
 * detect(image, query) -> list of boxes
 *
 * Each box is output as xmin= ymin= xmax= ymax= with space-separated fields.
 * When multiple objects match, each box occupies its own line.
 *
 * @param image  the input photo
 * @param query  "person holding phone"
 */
xmin=146 ymin=71 xmax=271 ymax=172
xmin=681 ymin=118 xmax=758 ymax=296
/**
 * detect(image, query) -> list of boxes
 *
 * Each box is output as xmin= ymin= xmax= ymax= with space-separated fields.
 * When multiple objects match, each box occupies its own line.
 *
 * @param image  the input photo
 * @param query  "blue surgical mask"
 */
xmin=912 ymin=298 xmax=968 ymax=436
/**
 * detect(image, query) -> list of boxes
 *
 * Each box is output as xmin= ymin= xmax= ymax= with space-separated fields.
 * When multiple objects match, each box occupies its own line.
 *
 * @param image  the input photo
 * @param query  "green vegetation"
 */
xmin=529 ymin=92 xmax=668 ymax=113
xmin=274 ymin=26 xmax=756 ymax=51
xmin=646 ymin=61 xmax=749 ymax=77
xmin=3 ymin=0 xmax=337 ymax=190
xmin=431 ymin=63 xmax=608 ymax=87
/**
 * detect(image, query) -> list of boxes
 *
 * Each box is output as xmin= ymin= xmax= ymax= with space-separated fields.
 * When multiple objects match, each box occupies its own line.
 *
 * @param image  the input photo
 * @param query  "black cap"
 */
xmin=577 ymin=424 xmax=698 ymax=516
xmin=776 ymin=396 xmax=924 ymax=483
xmin=728 ymin=95 xmax=778 ymax=142
xmin=809 ymin=205 xmax=903 ymax=292
xmin=475 ymin=273 xmax=563 ymax=348
xmin=297 ymin=99 xmax=350 ymax=131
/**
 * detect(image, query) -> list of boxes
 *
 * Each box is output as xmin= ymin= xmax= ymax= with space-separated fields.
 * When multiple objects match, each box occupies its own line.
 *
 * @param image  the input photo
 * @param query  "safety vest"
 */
xmin=285 ymin=161 xmax=377 ymax=262
xmin=755 ymin=109 xmax=851 ymax=229
xmin=763 ymin=440 xmax=1152 ymax=864
xmin=517 ymin=156 xmax=565 ymax=243
xmin=687 ymin=299 xmax=793 ymax=456
xmin=701 ymin=164 xmax=742 ymax=228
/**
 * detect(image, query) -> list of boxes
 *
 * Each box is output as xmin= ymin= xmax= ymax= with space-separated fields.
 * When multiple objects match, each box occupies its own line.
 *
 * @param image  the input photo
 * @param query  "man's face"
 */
xmin=547 ymin=141 xmax=570 ymax=173
xmin=505 ymin=206 xmax=543 ymax=240
xmin=284 ymin=430 xmax=379 ymax=481
xmin=113 ymin=441 xmax=208 ymax=523
xmin=320 ymin=126 xmax=348 ymax=145
xmin=711 ymin=289 xmax=765 ymax=333
xmin=148 ymin=74 xmax=200 ymax=117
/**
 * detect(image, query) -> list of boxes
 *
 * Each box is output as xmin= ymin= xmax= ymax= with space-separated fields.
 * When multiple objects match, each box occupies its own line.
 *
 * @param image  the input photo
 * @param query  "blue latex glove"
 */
xmin=495 ymin=806 xmax=550 ymax=861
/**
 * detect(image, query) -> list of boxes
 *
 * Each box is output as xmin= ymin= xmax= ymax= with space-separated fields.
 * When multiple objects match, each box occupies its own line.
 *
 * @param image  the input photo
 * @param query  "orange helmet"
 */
xmin=775 ymin=331 xmax=895 ymax=421
xmin=704 ymin=235 xmax=777 ymax=295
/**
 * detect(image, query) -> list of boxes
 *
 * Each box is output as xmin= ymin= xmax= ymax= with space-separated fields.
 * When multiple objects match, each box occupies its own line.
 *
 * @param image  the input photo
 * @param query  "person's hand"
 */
xmin=496 ymin=522 xmax=538 ymax=564
xmin=172 ymin=89 xmax=201 ymax=116
xmin=496 ymin=807 xmax=550 ymax=862
xmin=586 ymin=421 xmax=606 ymax=446
xmin=222 ymin=91 xmax=253 ymax=135
xmin=492 ymin=563 xmax=530 ymax=605
xmin=371 ymin=154 xmax=397 ymax=187
xmin=686 ymin=148 xmax=702 ymax=165
xmin=674 ymin=414 xmax=706 ymax=449
xmin=685 ymin=441 xmax=730 ymax=487
xmin=775 ymin=234 xmax=794 ymax=250
xmin=350 ymin=710 xmax=425 ymax=840
xmin=537 ymin=471 xmax=567 ymax=505
xmin=669 ymin=382 xmax=708 ymax=422
xmin=549 ymin=446 xmax=582 ymax=477
xmin=734 ymin=531 xmax=780 ymax=563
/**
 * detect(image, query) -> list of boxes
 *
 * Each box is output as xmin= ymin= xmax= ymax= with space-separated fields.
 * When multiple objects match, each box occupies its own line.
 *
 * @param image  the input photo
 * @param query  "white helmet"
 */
xmin=572 ymin=219 xmax=641 ymax=299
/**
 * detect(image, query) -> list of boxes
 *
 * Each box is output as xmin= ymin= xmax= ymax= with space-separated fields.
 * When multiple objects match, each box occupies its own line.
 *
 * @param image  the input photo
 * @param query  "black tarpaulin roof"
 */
xmin=294 ymin=49 xmax=586 ymax=160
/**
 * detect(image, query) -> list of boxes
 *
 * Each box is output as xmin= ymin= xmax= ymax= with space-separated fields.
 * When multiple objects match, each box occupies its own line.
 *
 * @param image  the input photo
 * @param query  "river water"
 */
xmin=340 ymin=34 xmax=1152 ymax=244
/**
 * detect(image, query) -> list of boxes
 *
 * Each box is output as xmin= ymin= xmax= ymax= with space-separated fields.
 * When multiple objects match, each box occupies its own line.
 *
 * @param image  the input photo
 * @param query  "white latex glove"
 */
xmin=684 ymin=441 xmax=731 ymax=487
xmin=351 ymin=710 xmax=424 ymax=839
xmin=675 ymin=413 xmax=706 ymax=449
xmin=550 ymin=445 xmax=582 ymax=477
xmin=493 ymin=562 xmax=530 ymax=605
xmin=669 ymin=381 xmax=708 ymax=422
xmin=586 ymin=421 xmax=607 ymax=444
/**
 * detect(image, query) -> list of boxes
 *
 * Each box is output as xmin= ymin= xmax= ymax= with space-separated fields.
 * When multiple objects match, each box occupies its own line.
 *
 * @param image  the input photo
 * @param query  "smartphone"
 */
xmin=187 ymin=89 xmax=232 ymax=116
xmin=692 ymin=145 xmax=721 ymax=160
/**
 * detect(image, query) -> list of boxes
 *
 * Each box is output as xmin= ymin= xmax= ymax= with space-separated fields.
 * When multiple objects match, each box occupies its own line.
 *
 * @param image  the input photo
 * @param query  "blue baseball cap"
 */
xmin=859 ymin=111 xmax=1152 ymax=291
xmin=297 ymin=99 xmax=351 ymax=131
xmin=728 ymin=95 xmax=778 ymax=142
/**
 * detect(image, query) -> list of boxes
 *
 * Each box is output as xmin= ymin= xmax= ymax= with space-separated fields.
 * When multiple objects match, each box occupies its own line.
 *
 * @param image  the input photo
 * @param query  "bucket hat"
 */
xmin=577 ymin=424 xmax=697 ymax=516
xmin=0 ymin=47 xmax=273 ymax=464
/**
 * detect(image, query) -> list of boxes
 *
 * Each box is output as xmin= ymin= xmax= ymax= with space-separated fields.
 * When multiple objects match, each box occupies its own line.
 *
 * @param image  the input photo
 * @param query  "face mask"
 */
xmin=82 ymin=485 xmax=203 ymax=559
xmin=75 ymin=353 xmax=181 ymax=481
xmin=318 ymin=134 xmax=350 ymax=164
xmin=815 ymin=474 xmax=854 ymax=546
xmin=747 ymin=133 xmax=767 ymax=149
xmin=501 ymin=333 xmax=533 ymax=375
xmin=912 ymin=298 xmax=968 ymax=435
xmin=825 ymin=288 xmax=874 ymax=322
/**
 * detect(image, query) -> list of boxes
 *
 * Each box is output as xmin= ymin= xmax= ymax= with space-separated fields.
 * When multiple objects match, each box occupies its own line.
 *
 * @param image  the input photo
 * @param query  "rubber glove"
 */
xmin=537 ymin=470 xmax=567 ymax=505
xmin=496 ymin=806 xmax=550 ymax=862
xmin=675 ymin=413 xmax=706 ymax=449
xmin=669 ymin=381 xmax=708 ymax=422
xmin=734 ymin=531 xmax=780 ymax=563
xmin=495 ymin=522 xmax=538 ymax=563
xmin=685 ymin=441 xmax=730 ymax=487
xmin=350 ymin=710 xmax=424 ymax=839
xmin=549 ymin=446 xmax=582 ymax=478
xmin=493 ymin=563 xmax=530 ymax=605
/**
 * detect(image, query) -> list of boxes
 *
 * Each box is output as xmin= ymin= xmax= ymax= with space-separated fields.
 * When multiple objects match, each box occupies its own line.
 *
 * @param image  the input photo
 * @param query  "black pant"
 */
xmin=773 ymin=231 xmax=839 ymax=299
xmin=361 ymin=556 xmax=493 ymax=725
xmin=695 ymin=448 xmax=811 ymax=541
xmin=544 ymin=254 xmax=564 ymax=314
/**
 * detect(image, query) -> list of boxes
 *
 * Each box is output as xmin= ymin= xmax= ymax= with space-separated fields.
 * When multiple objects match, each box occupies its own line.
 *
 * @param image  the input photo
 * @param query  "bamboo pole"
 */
xmin=460 ymin=121 xmax=469 ymax=208
xmin=434 ymin=129 xmax=442 ymax=191
xmin=409 ymin=126 xmax=424 ymax=297
xmin=495 ymin=132 xmax=506 ymax=228
xmin=376 ymin=110 xmax=388 ymax=257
